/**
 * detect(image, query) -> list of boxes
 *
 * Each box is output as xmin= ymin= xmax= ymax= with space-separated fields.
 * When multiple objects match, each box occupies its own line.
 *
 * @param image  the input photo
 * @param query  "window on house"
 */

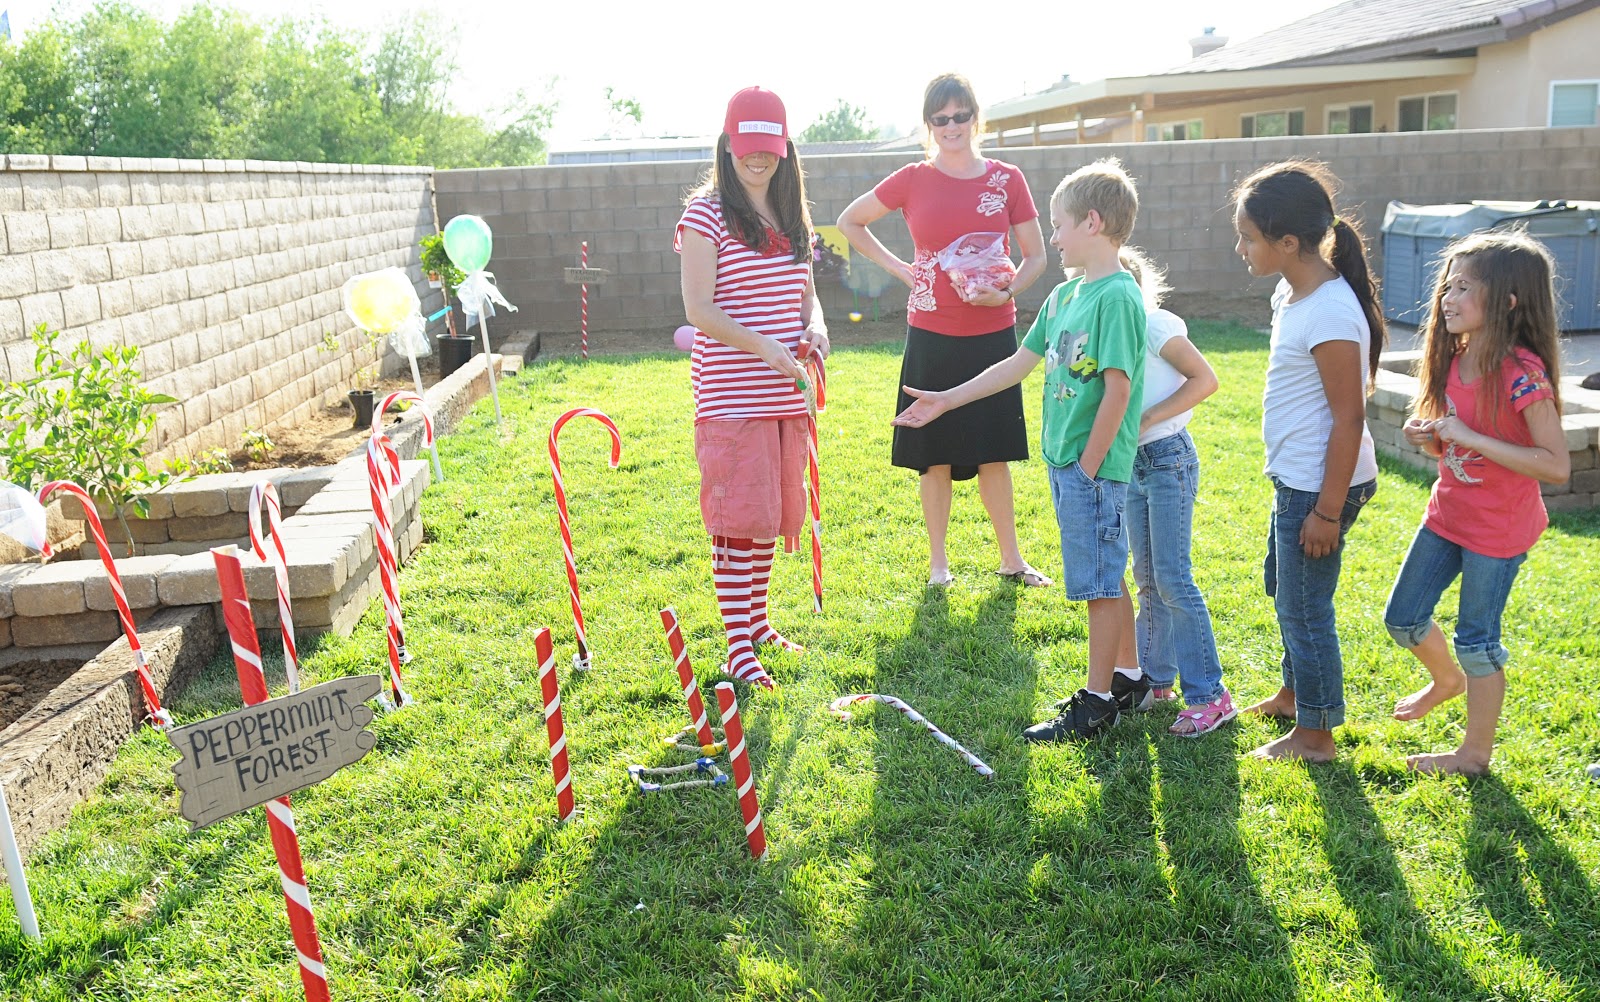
xmin=1399 ymin=94 xmax=1457 ymax=132
xmin=1241 ymin=110 xmax=1305 ymax=138
xmin=1145 ymin=119 xmax=1205 ymax=141
xmin=1551 ymin=82 xmax=1600 ymax=127
xmin=1327 ymin=104 xmax=1374 ymax=134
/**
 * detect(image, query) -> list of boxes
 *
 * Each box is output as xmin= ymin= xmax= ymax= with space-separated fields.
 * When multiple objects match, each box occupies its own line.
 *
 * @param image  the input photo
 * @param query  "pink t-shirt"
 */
xmin=1424 ymin=347 xmax=1555 ymax=558
xmin=873 ymin=159 xmax=1037 ymax=337
xmin=674 ymin=197 xmax=809 ymax=424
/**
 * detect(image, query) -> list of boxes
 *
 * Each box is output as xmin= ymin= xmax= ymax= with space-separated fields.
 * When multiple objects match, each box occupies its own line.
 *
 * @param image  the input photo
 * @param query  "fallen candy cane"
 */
xmin=548 ymin=407 xmax=621 ymax=672
xmin=37 ymin=481 xmax=171 ymax=728
xmin=248 ymin=481 xmax=300 ymax=693
xmin=659 ymin=607 xmax=724 ymax=754
xmin=829 ymin=694 xmax=995 ymax=780
xmin=212 ymin=545 xmax=332 ymax=1002
xmin=534 ymin=626 xmax=575 ymax=822
xmin=715 ymin=682 xmax=768 ymax=860
xmin=367 ymin=391 xmax=436 ymax=708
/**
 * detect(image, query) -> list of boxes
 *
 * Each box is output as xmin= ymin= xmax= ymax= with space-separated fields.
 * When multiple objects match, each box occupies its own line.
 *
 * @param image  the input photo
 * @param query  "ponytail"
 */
xmin=1329 ymin=217 xmax=1387 ymax=381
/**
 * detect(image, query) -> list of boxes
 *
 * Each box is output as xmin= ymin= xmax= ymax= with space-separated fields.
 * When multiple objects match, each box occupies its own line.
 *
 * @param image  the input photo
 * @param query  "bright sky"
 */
xmin=4 ymin=0 xmax=1334 ymax=147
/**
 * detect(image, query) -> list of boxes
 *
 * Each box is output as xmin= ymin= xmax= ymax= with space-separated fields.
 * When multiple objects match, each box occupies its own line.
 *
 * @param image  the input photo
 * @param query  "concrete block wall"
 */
xmin=0 ymin=155 xmax=439 ymax=465
xmin=435 ymin=126 xmax=1600 ymax=333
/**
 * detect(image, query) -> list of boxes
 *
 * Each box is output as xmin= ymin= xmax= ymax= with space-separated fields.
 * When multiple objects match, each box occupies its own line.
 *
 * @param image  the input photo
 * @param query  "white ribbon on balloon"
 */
xmin=0 ymin=480 xmax=48 ymax=553
xmin=456 ymin=271 xmax=517 ymax=332
xmin=388 ymin=311 xmax=431 ymax=358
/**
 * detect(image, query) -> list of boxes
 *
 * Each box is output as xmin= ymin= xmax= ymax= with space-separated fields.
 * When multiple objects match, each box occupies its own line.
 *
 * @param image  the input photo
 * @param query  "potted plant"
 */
xmin=319 ymin=329 xmax=384 ymax=428
xmin=420 ymin=232 xmax=475 ymax=378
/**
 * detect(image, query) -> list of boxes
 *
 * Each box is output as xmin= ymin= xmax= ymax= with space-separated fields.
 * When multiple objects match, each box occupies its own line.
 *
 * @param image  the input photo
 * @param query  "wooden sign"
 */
xmin=563 ymin=267 xmax=609 ymax=284
xmin=167 ymin=675 xmax=381 ymax=830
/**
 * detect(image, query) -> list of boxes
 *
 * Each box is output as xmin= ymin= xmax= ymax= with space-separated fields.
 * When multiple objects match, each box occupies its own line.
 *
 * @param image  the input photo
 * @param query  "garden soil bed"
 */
xmin=0 ymin=652 xmax=94 ymax=730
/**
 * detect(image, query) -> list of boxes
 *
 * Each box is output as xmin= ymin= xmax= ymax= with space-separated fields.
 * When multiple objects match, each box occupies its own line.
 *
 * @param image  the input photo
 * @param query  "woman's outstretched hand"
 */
xmin=892 ymin=386 xmax=950 ymax=428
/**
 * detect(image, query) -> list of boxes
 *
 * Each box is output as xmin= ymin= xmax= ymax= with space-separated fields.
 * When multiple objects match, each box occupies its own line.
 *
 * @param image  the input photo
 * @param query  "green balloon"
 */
xmin=443 ymin=214 xmax=493 ymax=273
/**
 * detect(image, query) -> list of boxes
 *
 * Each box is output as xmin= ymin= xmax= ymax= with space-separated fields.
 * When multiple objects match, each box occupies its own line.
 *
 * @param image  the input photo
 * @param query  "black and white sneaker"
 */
xmin=1110 ymin=672 xmax=1154 ymax=713
xmin=1024 ymin=689 xmax=1120 ymax=742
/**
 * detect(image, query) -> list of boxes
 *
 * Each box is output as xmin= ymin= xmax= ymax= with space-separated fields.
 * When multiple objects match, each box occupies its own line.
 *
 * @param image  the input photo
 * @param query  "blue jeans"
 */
xmin=1383 ymin=524 xmax=1526 ymax=676
xmin=1048 ymin=462 xmax=1128 ymax=601
xmin=1264 ymin=477 xmax=1377 ymax=730
xmin=1127 ymin=430 xmax=1226 ymax=706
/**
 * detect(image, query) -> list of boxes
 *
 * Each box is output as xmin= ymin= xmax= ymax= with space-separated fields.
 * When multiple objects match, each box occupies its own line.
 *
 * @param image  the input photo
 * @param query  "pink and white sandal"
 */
xmin=1169 ymin=689 xmax=1237 ymax=738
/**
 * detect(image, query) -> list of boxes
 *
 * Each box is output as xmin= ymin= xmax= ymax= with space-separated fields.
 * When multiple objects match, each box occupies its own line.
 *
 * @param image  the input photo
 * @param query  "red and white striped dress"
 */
xmin=675 ymin=197 xmax=809 ymax=423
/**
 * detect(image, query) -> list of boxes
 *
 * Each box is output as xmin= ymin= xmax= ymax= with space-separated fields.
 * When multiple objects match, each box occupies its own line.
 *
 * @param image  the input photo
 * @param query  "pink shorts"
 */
xmin=695 ymin=417 xmax=807 ymax=541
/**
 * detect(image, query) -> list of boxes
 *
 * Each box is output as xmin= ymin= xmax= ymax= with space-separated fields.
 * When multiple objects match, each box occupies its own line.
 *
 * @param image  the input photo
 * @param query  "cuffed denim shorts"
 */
xmin=1383 ymin=524 xmax=1527 ymax=677
xmin=1049 ymin=461 xmax=1129 ymax=601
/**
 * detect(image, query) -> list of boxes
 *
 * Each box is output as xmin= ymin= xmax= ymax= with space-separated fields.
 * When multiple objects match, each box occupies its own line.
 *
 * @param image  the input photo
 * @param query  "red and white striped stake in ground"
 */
xmin=248 ymin=481 xmax=300 ymax=694
xmin=659 ymin=607 xmax=719 ymax=753
xmin=367 ymin=391 xmax=435 ymax=708
xmin=714 ymin=681 xmax=767 ymax=861
xmin=580 ymin=241 xmax=589 ymax=361
xmin=797 ymin=348 xmax=827 ymax=613
xmin=36 ymin=481 xmax=170 ymax=728
xmin=534 ymin=627 xmax=575 ymax=822
xmin=212 ymin=545 xmax=331 ymax=1002
xmin=548 ymin=407 xmax=621 ymax=672
xmin=829 ymin=694 xmax=995 ymax=780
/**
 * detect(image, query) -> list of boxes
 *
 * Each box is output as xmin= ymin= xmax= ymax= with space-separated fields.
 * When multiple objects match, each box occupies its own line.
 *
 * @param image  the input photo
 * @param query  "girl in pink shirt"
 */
xmin=1383 ymin=231 xmax=1569 ymax=775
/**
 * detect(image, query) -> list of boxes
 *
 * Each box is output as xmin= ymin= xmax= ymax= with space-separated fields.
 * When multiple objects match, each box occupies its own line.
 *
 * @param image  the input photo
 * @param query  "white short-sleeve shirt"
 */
xmin=1138 ymin=308 xmax=1194 ymax=446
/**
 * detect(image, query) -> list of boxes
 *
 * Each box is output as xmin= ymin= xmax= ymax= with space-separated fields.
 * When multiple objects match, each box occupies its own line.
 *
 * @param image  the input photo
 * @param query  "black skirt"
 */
xmin=892 ymin=325 xmax=1029 ymax=481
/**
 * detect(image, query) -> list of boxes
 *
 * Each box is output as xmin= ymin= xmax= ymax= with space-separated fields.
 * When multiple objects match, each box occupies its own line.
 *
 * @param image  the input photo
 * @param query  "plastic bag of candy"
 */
xmin=936 ymin=232 xmax=1017 ymax=299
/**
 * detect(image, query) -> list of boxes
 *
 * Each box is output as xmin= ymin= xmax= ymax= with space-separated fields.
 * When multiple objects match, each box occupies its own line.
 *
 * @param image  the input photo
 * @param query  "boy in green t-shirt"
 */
xmin=894 ymin=158 xmax=1148 ymax=741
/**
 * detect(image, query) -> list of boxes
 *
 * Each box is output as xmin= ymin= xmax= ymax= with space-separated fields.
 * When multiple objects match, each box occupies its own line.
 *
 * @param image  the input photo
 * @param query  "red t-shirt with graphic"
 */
xmin=873 ymin=159 xmax=1037 ymax=337
xmin=1425 ymin=347 xmax=1555 ymax=558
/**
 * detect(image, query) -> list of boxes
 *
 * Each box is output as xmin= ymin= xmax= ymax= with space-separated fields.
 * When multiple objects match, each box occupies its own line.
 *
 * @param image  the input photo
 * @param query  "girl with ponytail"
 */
xmin=1230 ymin=160 xmax=1385 ymax=763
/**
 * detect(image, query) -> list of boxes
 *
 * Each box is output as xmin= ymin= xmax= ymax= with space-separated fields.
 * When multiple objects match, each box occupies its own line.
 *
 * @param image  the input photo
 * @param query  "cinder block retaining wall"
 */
xmin=0 ymin=155 xmax=439 ymax=464
xmin=435 ymin=126 xmax=1600 ymax=334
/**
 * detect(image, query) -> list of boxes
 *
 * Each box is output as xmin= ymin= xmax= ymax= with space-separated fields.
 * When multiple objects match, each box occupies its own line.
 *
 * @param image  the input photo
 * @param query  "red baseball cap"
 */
xmin=723 ymin=87 xmax=789 ymax=159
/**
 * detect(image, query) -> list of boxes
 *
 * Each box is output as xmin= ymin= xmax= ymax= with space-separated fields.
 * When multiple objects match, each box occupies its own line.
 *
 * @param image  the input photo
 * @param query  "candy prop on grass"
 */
xmin=33 ymin=481 xmax=171 ymax=728
xmin=829 ymin=694 xmax=995 ymax=780
xmin=548 ymin=408 xmax=621 ymax=673
xmin=714 ymin=682 xmax=768 ymax=860
xmin=628 ymin=757 xmax=728 ymax=795
xmin=248 ymin=482 xmax=300 ymax=694
xmin=534 ymin=627 xmax=576 ymax=822
xmin=443 ymin=214 xmax=510 ymax=425
xmin=935 ymin=232 xmax=1017 ymax=300
xmin=659 ymin=607 xmax=725 ymax=754
xmin=796 ymin=347 xmax=826 ymax=613
xmin=367 ymin=391 xmax=436 ymax=708
xmin=211 ymin=545 xmax=331 ymax=1002
xmin=342 ymin=267 xmax=444 ymax=481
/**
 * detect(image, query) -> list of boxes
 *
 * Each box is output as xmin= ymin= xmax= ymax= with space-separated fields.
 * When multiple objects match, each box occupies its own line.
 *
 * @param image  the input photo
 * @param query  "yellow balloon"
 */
xmin=342 ymin=268 xmax=420 ymax=334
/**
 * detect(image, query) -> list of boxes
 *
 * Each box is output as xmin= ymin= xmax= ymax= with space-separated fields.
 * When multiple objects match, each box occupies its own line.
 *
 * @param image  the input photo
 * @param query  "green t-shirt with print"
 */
xmin=1020 ymin=271 xmax=1146 ymax=481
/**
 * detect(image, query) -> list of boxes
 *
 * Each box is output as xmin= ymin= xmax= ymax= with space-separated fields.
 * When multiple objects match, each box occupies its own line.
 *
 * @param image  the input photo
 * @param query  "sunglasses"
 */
xmin=929 ymin=110 xmax=974 ymax=127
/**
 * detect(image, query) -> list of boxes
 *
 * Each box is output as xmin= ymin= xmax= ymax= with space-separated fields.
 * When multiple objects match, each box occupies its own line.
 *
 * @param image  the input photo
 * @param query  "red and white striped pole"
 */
xmin=580 ymin=241 xmax=589 ymax=361
xmin=367 ymin=392 xmax=434 ymax=708
xmin=248 ymin=481 xmax=300 ymax=693
xmin=548 ymin=407 xmax=621 ymax=672
xmin=534 ymin=627 xmax=575 ymax=823
xmin=212 ymin=545 xmax=331 ymax=1002
xmin=660 ymin=607 xmax=716 ymax=752
xmin=37 ymin=481 xmax=170 ymax=727
xmin=714 ymin=681 xmax=767 ymax=861
xmin=798 ymin=350 xmax=826 ymax=614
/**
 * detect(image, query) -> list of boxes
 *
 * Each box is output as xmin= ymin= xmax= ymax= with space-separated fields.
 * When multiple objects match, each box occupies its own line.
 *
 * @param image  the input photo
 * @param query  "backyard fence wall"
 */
xmin=434 ymin=126 xmax=1600 ymax=335
xmin=0 ymin=155 xmax=438 ymax=465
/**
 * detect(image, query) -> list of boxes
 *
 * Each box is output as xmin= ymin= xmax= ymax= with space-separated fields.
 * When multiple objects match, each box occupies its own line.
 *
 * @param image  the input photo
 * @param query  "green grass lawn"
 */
xmin=4 ymin=323 xmax=1600 ymax=1001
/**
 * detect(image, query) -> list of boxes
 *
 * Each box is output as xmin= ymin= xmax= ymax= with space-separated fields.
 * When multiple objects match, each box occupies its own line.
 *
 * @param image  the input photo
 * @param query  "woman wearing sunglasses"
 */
xmin=838 ymin=72 xmax=1050 ymax=588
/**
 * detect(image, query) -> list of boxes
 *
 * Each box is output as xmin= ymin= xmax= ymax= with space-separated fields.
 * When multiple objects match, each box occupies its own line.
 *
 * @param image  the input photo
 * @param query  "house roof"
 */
xmin=1166 ymin=0 xmax=1600 ymax=73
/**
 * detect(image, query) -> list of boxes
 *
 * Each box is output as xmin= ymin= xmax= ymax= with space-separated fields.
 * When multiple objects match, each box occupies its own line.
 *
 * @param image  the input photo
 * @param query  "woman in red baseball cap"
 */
xmin=838 ymin=72 xmax=1050 ymax=589
xmin=675 ymin=86 xmax=829 ymax=690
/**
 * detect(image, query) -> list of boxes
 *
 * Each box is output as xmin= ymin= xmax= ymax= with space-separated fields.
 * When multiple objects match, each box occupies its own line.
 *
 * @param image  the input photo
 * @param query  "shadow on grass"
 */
xmin=1311 ymin=762 xmax=1498 ymax=1001
xmin=1466 ymin=775 xmax=1600 ymax=988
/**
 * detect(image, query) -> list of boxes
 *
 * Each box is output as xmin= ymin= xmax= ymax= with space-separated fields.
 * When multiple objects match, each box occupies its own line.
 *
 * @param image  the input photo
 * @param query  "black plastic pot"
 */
xmin=348 ymin=389 xmax=375 ymax=428
xmin=437 ymin=334 xmax=476 ymax=379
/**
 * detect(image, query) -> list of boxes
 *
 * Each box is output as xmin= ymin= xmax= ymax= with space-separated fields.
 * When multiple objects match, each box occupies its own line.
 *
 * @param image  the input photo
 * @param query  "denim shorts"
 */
xmin=1048 ymin=462 xmax=1129 ymax=601
xmin=1383 ymin=524 xmax=1527 ymax=676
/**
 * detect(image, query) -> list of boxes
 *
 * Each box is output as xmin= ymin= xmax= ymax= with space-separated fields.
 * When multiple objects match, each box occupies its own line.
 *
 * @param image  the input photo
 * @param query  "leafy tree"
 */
xmin=799 ymin=100 xmax=881 ymax=143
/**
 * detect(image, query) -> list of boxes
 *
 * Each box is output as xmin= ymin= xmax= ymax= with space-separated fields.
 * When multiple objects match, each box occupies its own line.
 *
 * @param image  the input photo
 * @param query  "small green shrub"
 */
xmin=420 ymin=232 xmax=466 ymax=299
xmin=241 ymin=428 xmax=275 ymax=464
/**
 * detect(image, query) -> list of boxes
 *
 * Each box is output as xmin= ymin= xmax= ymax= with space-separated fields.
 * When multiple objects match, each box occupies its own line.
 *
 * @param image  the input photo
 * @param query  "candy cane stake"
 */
xmin=797 ymin=350 xmax=826 ymax=614
xmin=534 ymin=627 xmax=575 ymax=822
xmin=37 ymin=481 xmax=170 ymax=728
xmin=367 ymin=392 xmax=435 ymax=708
xmin=829 ymin=694 xmax=994 ymax=780
xmin=548 ymin=408 xmax=621 ymax=672
xmin=659 ymin=607 xmax=723 ymax=754
xmin=212 ymin=546 xmax=331 ymax=1002
xmin=580 ymin=241 xmax=589 ymax=361
xmin=714 ymin=682 xmax=767 ymax=861
xmin=248 ymin=482 xmax=300 ymax=694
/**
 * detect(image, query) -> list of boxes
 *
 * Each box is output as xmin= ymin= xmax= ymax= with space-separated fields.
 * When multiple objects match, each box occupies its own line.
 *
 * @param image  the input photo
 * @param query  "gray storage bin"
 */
xmin=1381 ymin=200 xmax=1600 ymax=331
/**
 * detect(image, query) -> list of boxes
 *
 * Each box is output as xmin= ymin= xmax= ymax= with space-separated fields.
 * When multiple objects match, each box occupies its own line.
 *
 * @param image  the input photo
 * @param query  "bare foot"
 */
xmin=1248 ymin=726 xmax=1336 ymax=763
xmin=1242 ymin=688 xmax=1297 ymax=720
xmin=929 ymin=568 xmax=954 ymax=587
xmin=1392 ymin=676 xmax=1466 ymax=721
xmin=1406 ymin=749 xmax=1490 ymax=775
